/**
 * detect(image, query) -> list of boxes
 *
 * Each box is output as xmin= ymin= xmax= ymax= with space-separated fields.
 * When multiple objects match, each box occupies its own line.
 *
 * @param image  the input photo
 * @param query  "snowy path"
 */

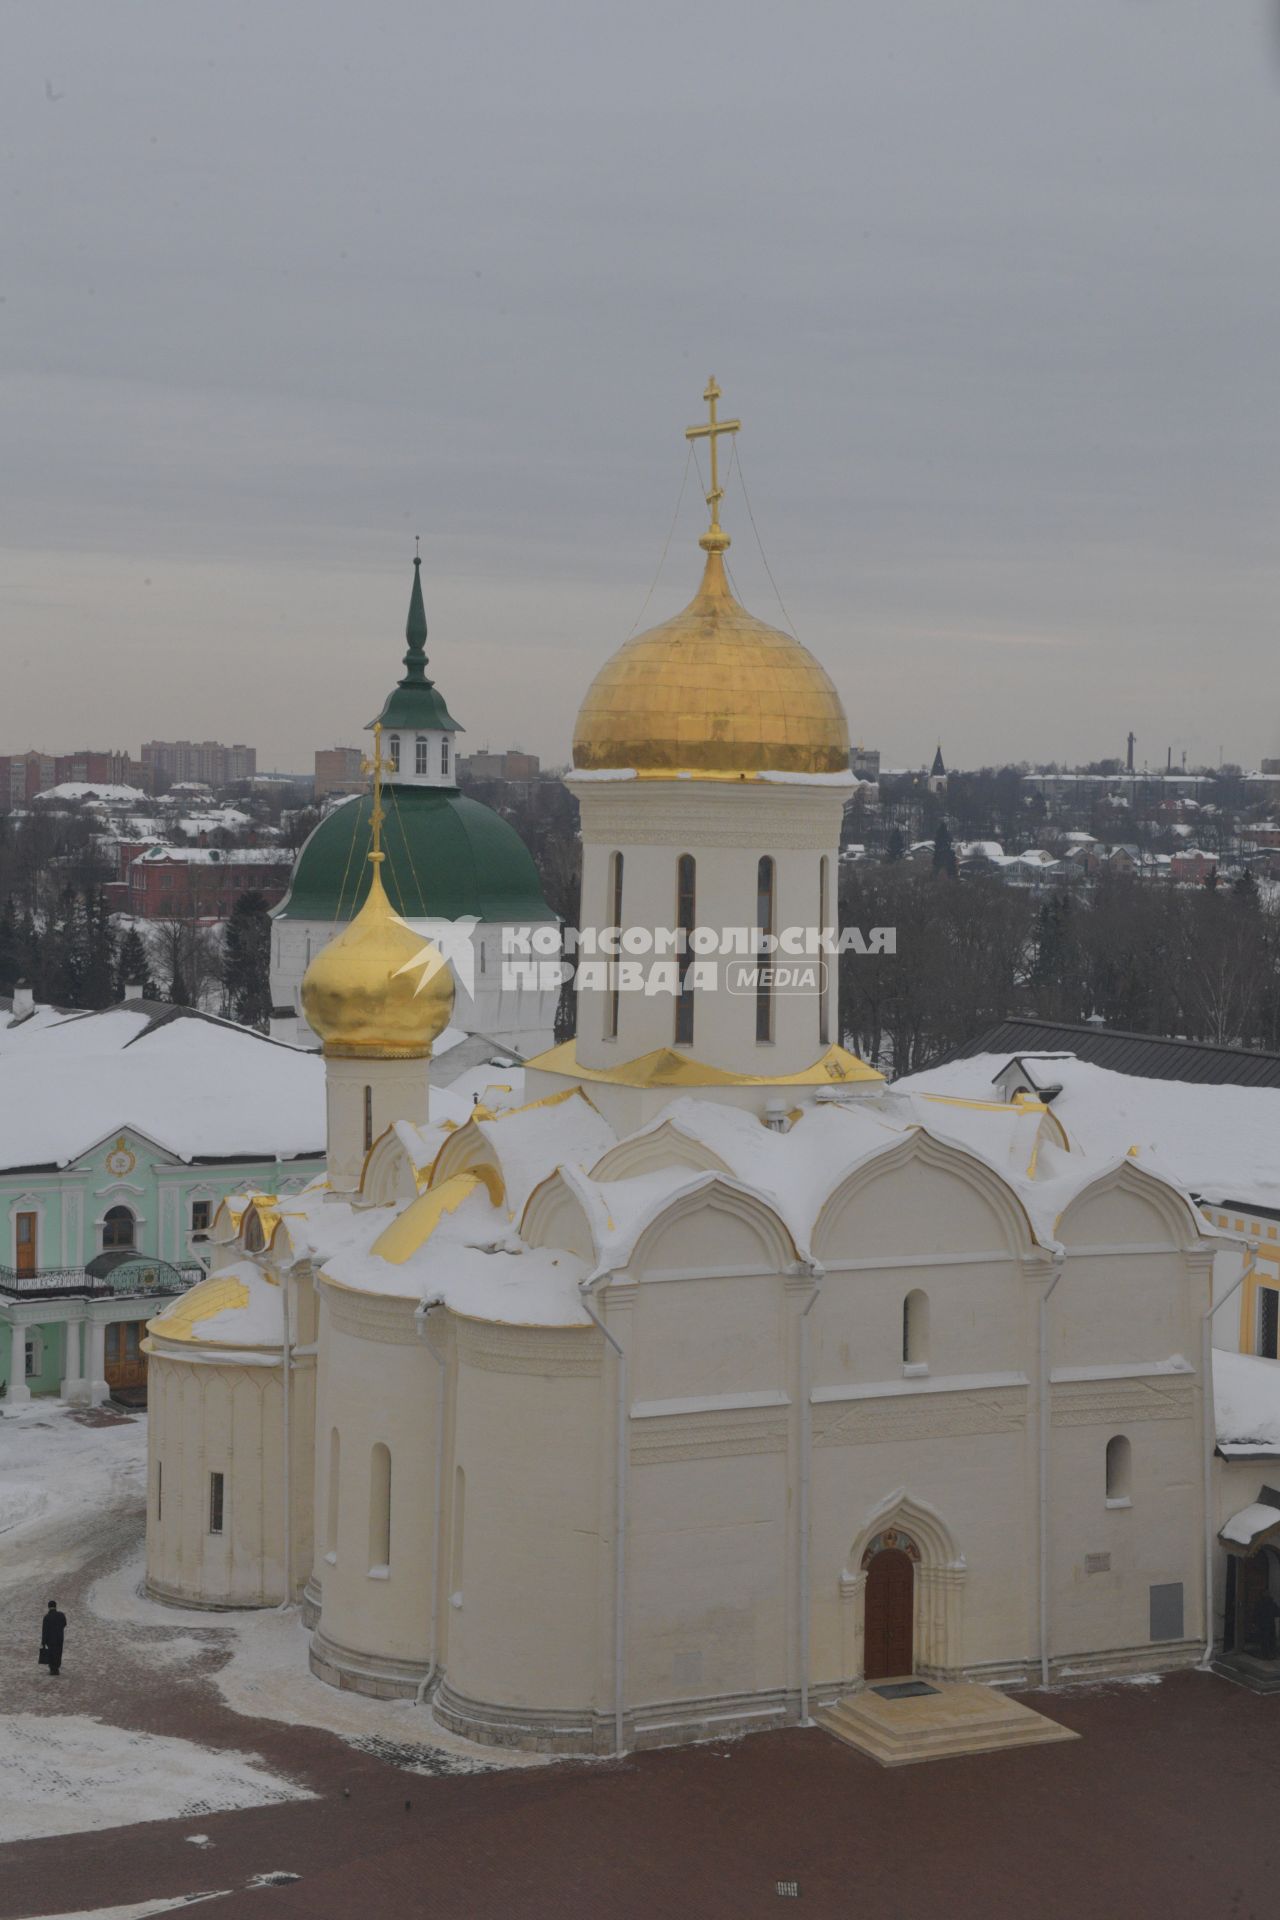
xmin=0 ymin=1400 xmax=535 ymax=1869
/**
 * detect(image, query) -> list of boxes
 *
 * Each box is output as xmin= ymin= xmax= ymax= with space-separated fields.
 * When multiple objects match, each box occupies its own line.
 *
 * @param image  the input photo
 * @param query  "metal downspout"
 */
xmin=580 ymin=1275 xmax=627 ymax=1757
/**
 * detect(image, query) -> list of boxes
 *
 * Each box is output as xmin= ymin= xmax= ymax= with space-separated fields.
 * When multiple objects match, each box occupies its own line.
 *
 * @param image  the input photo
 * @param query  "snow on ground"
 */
xmin=0 ymin=1714 xmax=312 ymax=1842
xmin=89 ymin=1549 xmax=543 ymax=1775
xmin=0 ymin=1403 xmax=147 ymax=1586
xmin=34 ymin=1901 xmax=228 ymax=1919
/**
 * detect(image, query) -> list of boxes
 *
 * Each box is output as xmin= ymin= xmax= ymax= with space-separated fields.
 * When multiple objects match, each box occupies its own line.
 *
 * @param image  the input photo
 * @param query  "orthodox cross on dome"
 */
xmin=685 ymin=376 xmax=740 ymax=553
xmin=361 ymin=721 xmax=393 ymax=867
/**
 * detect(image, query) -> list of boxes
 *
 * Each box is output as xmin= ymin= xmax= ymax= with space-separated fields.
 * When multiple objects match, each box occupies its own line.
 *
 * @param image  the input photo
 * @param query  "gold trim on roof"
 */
xmin=370 ymin=1168 xmax=502 ymax=1266
xmin=525 ymin=1039 xmax=883 ymax=1090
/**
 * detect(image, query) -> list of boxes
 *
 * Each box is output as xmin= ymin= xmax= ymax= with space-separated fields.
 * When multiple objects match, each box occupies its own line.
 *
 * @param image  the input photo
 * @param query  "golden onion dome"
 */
xmin=300 ymin=855 xmax=454 ymax=1059
xmin=572 ymin=548 xmax=850 ymax=778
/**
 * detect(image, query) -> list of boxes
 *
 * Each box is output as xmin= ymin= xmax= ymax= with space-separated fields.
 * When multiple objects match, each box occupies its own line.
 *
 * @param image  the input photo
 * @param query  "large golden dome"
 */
xmin=572 ymin=548 xmax=849 ymax=778
xmin=301 ymin=856 xmax=454 ymax=1059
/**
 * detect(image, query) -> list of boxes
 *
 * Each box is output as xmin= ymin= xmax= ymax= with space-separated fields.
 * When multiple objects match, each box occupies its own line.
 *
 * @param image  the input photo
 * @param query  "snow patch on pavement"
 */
xmin=34 ymin=1898 xmax=228 ymax=1919
xmin=90 ymin=1548 xmax=544 ymax=1773
xmin=0 ymin=1712 xmax=312 ymax=1842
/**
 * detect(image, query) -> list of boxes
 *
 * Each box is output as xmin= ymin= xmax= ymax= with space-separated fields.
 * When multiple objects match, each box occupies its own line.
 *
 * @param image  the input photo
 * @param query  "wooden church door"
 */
xmin=864 ymin=1547 xmax=915 ymax=1680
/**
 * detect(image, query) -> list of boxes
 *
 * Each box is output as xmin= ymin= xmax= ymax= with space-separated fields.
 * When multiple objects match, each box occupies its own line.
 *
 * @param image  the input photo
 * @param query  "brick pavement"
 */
xmin=1 ymin=1412 xmax=1277 ymax=1920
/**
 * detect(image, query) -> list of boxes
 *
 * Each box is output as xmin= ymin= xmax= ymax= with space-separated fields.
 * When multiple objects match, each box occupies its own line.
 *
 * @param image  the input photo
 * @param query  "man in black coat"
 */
xmin=40 ymin=1601 xmax=66 ymax=1676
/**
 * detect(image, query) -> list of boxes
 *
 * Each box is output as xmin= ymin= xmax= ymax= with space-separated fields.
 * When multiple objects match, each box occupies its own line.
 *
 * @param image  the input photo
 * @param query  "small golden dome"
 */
xmin=572 ymin=549 xmax=849 ymax=778
xmin=301 ymin=856 xmax=454 ymax=1059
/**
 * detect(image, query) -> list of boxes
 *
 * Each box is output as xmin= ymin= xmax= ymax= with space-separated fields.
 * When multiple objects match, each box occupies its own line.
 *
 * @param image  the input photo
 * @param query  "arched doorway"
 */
xmin=862 ymin=1531 xmax=919 ymax=1681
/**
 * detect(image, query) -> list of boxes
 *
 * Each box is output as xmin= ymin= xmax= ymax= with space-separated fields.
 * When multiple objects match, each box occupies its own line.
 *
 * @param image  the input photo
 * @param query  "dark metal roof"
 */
xmin=944 ymin=1017 xmax=1280 ymax=1089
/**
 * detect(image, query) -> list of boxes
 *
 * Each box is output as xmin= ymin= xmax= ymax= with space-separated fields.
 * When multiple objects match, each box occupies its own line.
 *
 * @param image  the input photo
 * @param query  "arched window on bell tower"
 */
xmin=604 ymin=851 xmax=624 ymax=1041
xmin=675 ymin=854 xmax=696 ymax=1045
xmin=755 ymin=856 xmax=775 ymax=1043
xmin=818 ymin=854 xmax=830 ymax=1047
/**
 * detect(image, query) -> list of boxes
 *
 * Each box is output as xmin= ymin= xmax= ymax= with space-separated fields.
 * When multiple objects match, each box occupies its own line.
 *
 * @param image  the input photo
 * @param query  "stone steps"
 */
xmin=815 ymin=1680 xmax=1078 ymax=1767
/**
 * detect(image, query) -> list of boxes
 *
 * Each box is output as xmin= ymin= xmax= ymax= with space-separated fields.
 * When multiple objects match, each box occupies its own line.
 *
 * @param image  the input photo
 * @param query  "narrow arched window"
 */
xmin=414 ymin=735 xmax=429 ymax=776
xmin=1106 ymin=1434 xmax=1131 ymax=1503
xmin=103 ymin=1205 xmax=135 ymax=1251
xmin=387 ymin=734 xmax=400 ymax=772
xmin=756 ymin=856 xmax=776 ymax=1043
xmin=327 ymin=1427 xmax=341 ymax=1557
xmin=605 ymin=851 xmax=624 ymax=1041
xmin=363 ymin=1085 xmax=373 ymax=1153
xmin=818 ymin=855 xmax=830 ymax=1046
xmin=903 ymin=1289 xmax=929 ymax=1367
xmin=451 ymin=1463 xmax=466 ymax=1598
xmin=441 ymin=738 xmax=450 ymax=779
xmin=675 ymin=854 xmax=696 ymax=1045
xmin=369 ymin=1442 xmax=392 ymax=1570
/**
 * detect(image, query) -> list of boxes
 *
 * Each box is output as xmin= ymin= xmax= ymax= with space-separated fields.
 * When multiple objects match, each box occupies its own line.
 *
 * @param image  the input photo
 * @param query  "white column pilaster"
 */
xmin=87 ymin=1318 xmax=109 ymax=1405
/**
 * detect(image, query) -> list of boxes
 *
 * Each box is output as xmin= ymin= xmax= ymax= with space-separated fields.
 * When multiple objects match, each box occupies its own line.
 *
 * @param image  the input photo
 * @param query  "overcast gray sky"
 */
xmin=3 ymin=0 xmax=1279 ymax=774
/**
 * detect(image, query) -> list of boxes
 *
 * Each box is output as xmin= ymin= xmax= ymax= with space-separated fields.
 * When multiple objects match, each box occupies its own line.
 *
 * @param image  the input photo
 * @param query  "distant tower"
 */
xmin=1126 ymin=732 xmax=1135 ymax=774
xmin=928 ymin=743 xmax=947 ymax=796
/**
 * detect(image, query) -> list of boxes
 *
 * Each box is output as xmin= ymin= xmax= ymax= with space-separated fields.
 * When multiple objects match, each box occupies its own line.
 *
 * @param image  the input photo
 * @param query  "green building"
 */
xmin=0 ymin=990 xmax=324 ymax=1403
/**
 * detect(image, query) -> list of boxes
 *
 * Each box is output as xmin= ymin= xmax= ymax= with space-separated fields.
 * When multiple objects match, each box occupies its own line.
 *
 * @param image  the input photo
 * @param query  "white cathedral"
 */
xmin=145 ymin=389 xmax=1243 ymax=1754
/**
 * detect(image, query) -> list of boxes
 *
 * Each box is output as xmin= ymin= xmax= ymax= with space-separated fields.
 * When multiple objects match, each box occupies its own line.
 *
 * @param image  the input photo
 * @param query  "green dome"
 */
xmin=277 ymin=786 xmax=554 ymax=925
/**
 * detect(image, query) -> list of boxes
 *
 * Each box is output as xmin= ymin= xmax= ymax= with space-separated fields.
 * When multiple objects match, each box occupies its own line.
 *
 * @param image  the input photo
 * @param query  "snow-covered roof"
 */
xmin=133 ymin=846 xmax=292 ymax=867
xmin=897 ymin=1053 xmax=1280 ymax=1211
xmin=147 ymin=1259 xmax=284 ymax=1358
xmin=0 ymin=1000 xmax=325 ymax=1170
xmin=267 ymin=1073 xmax=1209 ymax=1332
xmin=31 ymin=782 xmax=148 ymax=806
xmin=1219 ymin=1502 xmax=1280 ymax=1547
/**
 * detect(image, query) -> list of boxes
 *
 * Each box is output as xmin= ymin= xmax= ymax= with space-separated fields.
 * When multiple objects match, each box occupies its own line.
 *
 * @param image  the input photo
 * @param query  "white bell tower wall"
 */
xmin=570 ymin=774 xmax=850 ymax=1079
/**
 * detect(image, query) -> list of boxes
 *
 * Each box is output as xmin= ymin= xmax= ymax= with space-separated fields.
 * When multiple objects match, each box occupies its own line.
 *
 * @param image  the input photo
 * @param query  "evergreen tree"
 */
xmin=79 ymin=889 xmax=118 ymax=1008
xmin=222 ymin=891 xmax=273 ymax=1032
xmin=932 ymin=820 xmax=957 ymax=878
xmin=115 ymin=927 xmax=156 ymax=1001
xmin=1233 ymin=868 xmax=1260 ymax=905
xmin=0 ymin=896 xmax=20 ymax=994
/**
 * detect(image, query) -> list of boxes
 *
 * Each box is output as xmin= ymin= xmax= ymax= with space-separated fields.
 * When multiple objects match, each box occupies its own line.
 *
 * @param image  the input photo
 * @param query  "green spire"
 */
xmin=369 ymin=549 xmax=464 ymax=744
xmin=402 ymin=553 xmax=429 ymax=685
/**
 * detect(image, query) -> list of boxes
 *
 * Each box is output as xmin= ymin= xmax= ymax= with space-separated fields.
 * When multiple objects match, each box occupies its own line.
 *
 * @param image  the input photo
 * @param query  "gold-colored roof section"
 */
xmin=147 ymin=1273 xmax=253 ymax=1345
xmin=300 ymin=725 xmax=454 ymax=1059
xmin=370 ymin=1168 xmax=502 ymax=1266
xmin=526 ymin=1039 xmax=883 ymax=1089
xmin=572 ymin=381 xmax=849 ymax=779
xmin=573 ymin=547 xmax=849 ymax=779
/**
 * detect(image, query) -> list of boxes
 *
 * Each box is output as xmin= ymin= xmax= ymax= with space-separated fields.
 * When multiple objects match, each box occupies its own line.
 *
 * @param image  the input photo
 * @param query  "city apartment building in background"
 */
xmin=140 ymin=740 xmax=257 ymax=791
xmin=0 ymin=748 xmax=140 ymax=806
xmin=314 ymin=746 xmax=364 ymax=799
xmin=457 ymin=747 xmax=541 ymax=782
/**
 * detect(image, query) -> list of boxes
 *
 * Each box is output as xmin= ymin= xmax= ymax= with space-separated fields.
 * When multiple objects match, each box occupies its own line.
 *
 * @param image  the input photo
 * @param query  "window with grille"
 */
xmin=191 ymin=1199 xmax=211 ymax=1234
xmin=1258 ymin=1287 xmax=1279 ymax=1361
xmin=415 ymin=735 xmax=428 ymax=775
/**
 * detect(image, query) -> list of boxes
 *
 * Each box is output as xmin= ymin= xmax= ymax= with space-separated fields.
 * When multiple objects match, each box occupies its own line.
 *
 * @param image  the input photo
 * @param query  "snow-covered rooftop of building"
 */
xmin=31 ymin=782 xmax=148 ymax=806
xmin=896 ymin=1053 xmax=1280 ymax=1210
xmin=133 ymin=845 xmax=292 ymax=866
xmin=0 ymin=999 xmax=326 ymax=1170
